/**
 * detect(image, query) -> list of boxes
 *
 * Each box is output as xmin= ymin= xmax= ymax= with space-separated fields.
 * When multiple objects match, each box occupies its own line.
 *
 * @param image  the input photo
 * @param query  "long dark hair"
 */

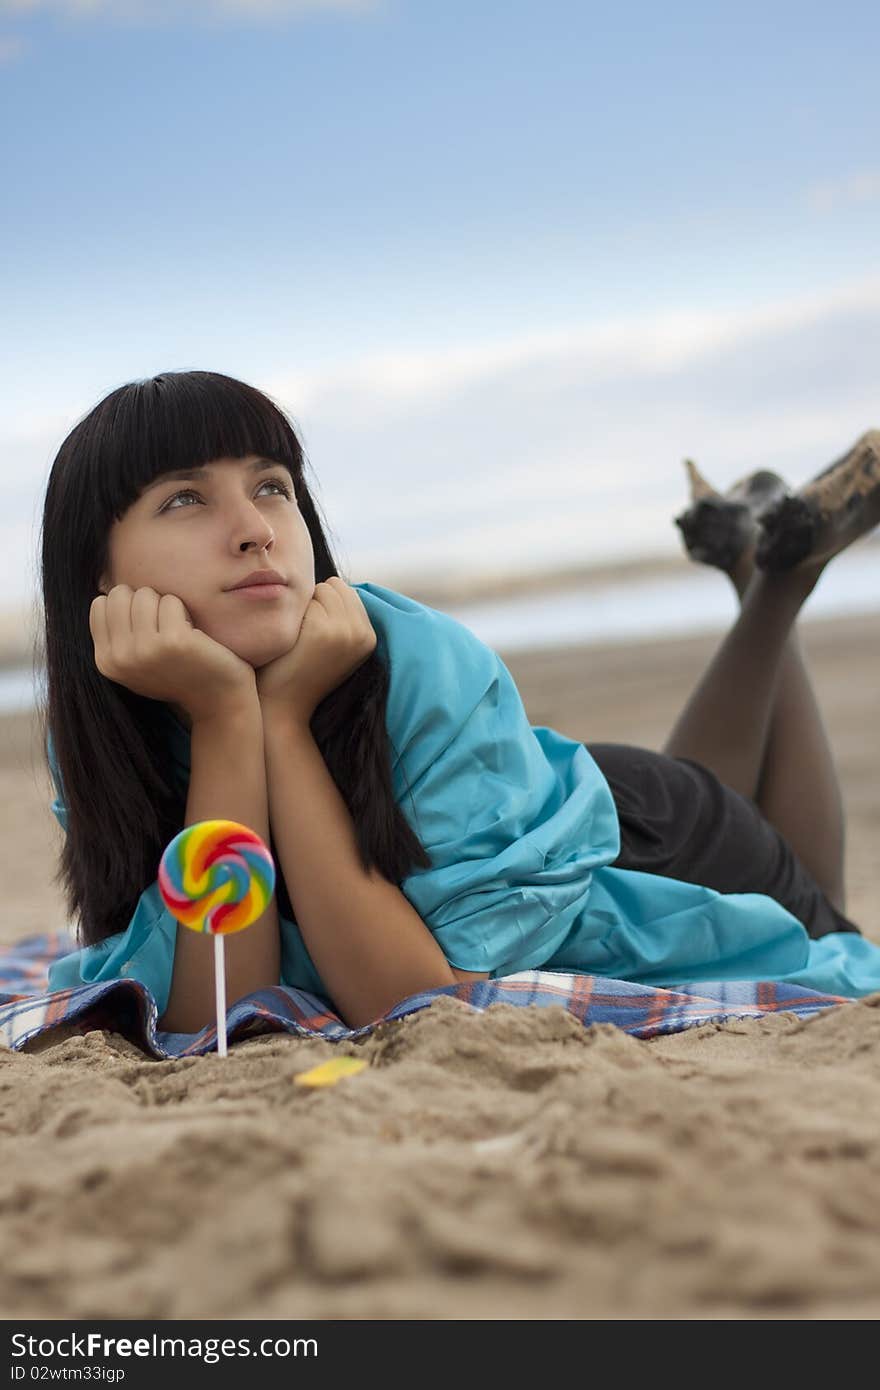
xmin=36 ymin=370 xmax=431 ymax=948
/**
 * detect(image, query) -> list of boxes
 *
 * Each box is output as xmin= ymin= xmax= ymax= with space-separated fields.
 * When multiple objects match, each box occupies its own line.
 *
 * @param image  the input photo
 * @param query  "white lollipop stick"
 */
xmin=215 ymin=934 xmax=228 ymax=1058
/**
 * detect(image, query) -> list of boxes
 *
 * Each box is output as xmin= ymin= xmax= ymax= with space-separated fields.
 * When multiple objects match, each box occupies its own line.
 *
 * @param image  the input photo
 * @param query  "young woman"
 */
xmin=40 ymin=372 xmax=880 ymax=1033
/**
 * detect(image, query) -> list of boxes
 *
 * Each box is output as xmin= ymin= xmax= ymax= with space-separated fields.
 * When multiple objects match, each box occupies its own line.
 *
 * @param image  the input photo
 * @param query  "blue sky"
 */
xmin=2 ymin=0 xmax=879 ymax=607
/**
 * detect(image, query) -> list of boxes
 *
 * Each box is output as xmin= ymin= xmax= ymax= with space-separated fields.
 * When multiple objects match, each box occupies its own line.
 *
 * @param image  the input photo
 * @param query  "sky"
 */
xmin=2 ymin=0 xmax=879 ymax=609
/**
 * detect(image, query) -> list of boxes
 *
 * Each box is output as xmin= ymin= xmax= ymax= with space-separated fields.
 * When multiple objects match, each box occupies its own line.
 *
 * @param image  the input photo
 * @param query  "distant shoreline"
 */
xmin=3 ymin=536 xmax=878 ymax=671
xmin=379 ymin=551 xmax=691 ymax=608
xmin=0 ymin=551 xmax=690 ymax=671
xmin=390 ymin=533 xmax=880 ymax=609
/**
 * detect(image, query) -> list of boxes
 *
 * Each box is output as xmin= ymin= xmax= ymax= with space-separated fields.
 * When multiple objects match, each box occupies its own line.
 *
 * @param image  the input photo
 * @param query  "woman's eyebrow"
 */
xmin=143 ymin=458 xmax=278 ymax=494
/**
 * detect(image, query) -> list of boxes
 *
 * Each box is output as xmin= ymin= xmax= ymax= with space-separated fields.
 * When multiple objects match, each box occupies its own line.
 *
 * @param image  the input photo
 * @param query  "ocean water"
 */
xmin=3 ymin=546 xmax=877 ymax=716
xmin=448 ymin=545 xmax=880 ymax=654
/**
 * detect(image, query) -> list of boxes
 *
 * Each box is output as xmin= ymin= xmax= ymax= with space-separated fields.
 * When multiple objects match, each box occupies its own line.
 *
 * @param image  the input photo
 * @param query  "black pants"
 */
xmin=585 ymin=742 xmax=861 ymax=941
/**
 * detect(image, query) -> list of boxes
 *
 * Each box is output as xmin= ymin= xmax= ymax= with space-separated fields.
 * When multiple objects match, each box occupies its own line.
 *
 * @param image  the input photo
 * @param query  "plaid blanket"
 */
xmin=0 ymin=930 xmax=852 ymax=1059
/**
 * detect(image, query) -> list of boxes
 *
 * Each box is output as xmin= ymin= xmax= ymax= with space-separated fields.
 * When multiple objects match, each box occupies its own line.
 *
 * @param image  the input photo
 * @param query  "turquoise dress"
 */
xmin=46 ymin=581 xmax=880 ymax=1017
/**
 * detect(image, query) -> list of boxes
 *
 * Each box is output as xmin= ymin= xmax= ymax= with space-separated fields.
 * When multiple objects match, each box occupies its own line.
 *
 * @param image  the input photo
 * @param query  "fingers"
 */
xmin=316 ymin=576 xmax=345 ymax=605
xmin=157 ymin=591 xmax=194 ymax=634
xmin=325 ymin=577 xmax=372 ymax=632
xmin=97 ymin=584 xmax=185 ymax=639
xmin=318 ymin=576 xmax=356 ymax=616
xmin=90 ymin=586 xmax=163 ymax=669
xmin=90 ymin=585 xmax=137 ymax=668
xmin=318 ymin=578 xmax=375 ymax=654
xmin=87 ymin=583 xmax=213 ymax=704
xmin=317 ymin=579 xmax=361 ymax=638
xmin=88 ymin=592 xmax=110 ymax=662
xmin=130 ymin=585 xmax=161 ymax=637
xmin=309 ymin=578 xmax=345 ymax=624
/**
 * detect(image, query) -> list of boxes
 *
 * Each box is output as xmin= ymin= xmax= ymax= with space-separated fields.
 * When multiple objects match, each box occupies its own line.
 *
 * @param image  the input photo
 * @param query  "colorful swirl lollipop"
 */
xmin=158 ymin=819 xmax=276 ymax=1055
xmin=158 ymin=819 xmax=275 ymax=936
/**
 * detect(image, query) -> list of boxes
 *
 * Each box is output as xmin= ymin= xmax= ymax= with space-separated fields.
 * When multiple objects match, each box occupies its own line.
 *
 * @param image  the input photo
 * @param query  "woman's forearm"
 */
xmin=158 ymin=697 xmax=281 ymax=1033
xmin=262 ymin=708 xmax=455 ymax=1029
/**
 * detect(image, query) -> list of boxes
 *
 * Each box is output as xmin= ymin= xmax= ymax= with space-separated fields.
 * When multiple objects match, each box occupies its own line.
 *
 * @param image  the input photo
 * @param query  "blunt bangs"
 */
xmin=84 ymin=372 xmax=302 ymax=523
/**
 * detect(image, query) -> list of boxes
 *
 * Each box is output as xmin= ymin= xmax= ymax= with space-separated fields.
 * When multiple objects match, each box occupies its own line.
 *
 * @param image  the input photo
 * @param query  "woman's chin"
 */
xmin=218 ymin=618 xmax=300 ymax=669
xmin=230 ymin=638 xmax=295 ymax=670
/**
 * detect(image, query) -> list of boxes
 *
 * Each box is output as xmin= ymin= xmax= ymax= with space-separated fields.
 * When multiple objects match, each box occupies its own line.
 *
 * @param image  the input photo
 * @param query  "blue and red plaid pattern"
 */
xmin=0 ymin=930 xmax=852 ymax=1059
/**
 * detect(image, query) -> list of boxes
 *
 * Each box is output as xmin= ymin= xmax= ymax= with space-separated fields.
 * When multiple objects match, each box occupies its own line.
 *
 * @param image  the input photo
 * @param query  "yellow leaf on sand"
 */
xmin=293 ymin=1056 xmax=369 ymax=1088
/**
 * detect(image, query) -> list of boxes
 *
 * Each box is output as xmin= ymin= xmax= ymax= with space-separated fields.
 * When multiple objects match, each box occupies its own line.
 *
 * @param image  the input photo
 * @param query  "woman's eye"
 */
xmin=161 ymin=478 xmax=293 ymax=512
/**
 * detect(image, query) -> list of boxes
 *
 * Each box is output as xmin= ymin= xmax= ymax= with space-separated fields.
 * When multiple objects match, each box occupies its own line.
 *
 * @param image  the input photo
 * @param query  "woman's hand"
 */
xmin=89 ymin=584 xmax=257 ymax=724
xmin=256 ymin=577 xmax=377 ymax=725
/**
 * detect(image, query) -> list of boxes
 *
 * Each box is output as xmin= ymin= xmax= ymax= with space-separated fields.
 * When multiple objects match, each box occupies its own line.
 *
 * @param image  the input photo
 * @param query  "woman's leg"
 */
xmin=663 ymin=434 xmax=880 ymax=913
xmin=661 ymin=556 xmax=847 ymax=912
xmin=731 ymin=548 xmax=845 ymax=911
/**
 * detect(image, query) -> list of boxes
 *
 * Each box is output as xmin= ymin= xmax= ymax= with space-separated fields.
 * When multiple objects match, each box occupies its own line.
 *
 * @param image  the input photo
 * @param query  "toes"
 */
xmin=683 ymin=458 xmax=721 ymax=502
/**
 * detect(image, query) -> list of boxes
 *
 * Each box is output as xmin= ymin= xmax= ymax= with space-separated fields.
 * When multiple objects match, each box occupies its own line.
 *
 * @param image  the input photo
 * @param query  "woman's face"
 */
xmin=98 ymin=454 xmax=317 ymax=679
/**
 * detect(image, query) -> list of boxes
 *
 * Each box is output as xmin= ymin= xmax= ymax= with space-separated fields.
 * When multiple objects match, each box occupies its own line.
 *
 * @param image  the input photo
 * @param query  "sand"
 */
xmin=1 ymin=606 xmax=879 ymax=1320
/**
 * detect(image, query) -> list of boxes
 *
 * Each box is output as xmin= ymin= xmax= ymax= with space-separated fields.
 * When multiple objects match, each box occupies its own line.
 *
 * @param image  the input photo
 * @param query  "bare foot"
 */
xmin=755 ymin=429 xmax=880 ymax=573
xmin=674 ymin=459 xmax=790 ymax=575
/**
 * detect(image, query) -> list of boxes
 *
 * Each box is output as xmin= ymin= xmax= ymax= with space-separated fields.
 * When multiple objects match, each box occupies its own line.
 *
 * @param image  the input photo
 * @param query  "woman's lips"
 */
xmin=228 ymin=583 xmax=288 ymax=599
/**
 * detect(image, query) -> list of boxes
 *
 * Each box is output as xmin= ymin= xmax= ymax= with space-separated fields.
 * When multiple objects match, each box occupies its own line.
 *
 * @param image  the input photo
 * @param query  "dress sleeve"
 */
xmin=394 ymin=643 xmax=620 ymax=978
xmin=44 ymin=730 xmax=178 ymax=1018
xmin=46 ymin=881 xmax=179 ymax=1020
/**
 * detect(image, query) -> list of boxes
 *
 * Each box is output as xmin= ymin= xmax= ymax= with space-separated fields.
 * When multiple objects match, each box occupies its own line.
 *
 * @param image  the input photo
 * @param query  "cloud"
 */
xmin=3 ymin=274 xmax=879 ymax=605
xmin=807 ymin=170 xmax=880 ymax=213
xmin=255 ymin=274 xmax=880 ymax=577
xmin=263 ymin=274 xmax=880 ymax=419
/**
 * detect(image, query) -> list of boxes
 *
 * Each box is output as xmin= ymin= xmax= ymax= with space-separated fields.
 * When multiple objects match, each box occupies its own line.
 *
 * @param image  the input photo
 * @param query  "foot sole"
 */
xmin=755 ymin=430 xmax=880 ymax=571
xmin=674 ymin=463 xmax=789 ymax=571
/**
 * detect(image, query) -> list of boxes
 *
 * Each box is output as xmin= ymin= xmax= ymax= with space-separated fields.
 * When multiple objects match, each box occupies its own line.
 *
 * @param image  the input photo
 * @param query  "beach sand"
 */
xmin=1 ymin=608 xmax=878 ymax=1320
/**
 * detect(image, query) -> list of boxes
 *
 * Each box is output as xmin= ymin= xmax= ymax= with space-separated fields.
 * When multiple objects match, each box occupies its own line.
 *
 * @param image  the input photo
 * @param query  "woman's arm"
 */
xmin=158 ymin=696 xmax=281 ymax=1033
xmin=262 ymin=707 xmax=459 ymax=1029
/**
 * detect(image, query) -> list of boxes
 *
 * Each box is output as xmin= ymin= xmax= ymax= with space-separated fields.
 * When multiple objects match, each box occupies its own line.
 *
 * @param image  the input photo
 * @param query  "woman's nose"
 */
xmin=233 ymin=507 xmax=274 ymax=551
